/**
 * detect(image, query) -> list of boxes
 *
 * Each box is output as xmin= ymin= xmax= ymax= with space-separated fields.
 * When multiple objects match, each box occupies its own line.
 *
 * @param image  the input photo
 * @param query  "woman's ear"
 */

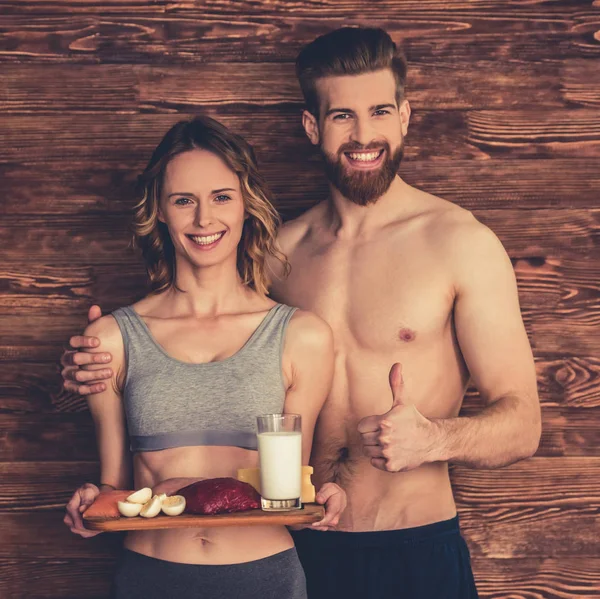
xmin=157 ymin=204 xmax=166 ymax=224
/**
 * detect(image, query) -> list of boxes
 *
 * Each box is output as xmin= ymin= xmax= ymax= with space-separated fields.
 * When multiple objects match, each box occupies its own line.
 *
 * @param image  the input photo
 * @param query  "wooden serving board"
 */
xmin=83 ymin=491 xmax=324 ymax=532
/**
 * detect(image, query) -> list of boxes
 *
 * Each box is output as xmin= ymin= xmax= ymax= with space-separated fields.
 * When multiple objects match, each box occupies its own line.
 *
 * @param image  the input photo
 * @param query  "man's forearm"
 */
xmin=432 ymin=394 xmax=541 ymax=469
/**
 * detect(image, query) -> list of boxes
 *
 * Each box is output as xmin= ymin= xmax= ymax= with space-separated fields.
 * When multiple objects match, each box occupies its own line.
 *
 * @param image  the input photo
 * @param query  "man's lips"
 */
xmin=343 ymin=148 xmax=385 ymax=169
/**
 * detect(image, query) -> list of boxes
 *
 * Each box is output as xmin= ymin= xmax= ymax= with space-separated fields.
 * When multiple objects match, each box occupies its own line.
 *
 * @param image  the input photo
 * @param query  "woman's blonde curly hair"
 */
xmin=132 ymin=116 xmax=289 ymax=296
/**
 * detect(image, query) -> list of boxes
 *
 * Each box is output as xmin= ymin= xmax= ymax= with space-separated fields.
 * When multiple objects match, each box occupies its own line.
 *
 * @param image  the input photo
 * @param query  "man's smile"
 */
xmin=343 ymin=149 xmax=385 ymax=170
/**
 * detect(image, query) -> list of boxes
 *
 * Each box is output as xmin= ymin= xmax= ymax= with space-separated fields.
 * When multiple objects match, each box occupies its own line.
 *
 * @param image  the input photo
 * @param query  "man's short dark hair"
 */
xmin=295 ymin=27 xmax=408 ymax=117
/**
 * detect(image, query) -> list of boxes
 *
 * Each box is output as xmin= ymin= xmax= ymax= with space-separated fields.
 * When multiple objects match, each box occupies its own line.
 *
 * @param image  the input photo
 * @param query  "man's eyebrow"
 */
xmin=324 ymin=107 xmax=356 ymax=118
xmin=324 ymin=104 xmax=397 ymax=118
xmin=371 ymin=103 xmax=397 ymax=111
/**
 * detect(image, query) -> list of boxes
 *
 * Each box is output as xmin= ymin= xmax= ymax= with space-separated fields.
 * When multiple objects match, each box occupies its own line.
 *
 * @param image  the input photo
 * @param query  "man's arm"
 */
xmin=434 ymin=219 xmax=541 ymax=468
xmin=359 ymin=217 xmax=541 ymax=472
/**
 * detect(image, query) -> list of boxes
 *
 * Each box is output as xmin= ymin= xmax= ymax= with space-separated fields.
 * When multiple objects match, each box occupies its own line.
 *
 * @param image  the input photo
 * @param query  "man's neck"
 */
xmin=324 ymin=176 xmax=413 ymax=239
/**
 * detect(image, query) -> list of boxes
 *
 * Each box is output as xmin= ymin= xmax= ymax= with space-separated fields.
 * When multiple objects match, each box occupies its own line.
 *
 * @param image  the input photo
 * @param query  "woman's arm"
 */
xmin=282 ymin=310 xmax=345 ymax=530
xmin=281 ymin=310 xmax=334 ymax=463
xmin=64 ymin=314 xmax=131 ymax=537
xmin=81 ymin=314 xmax=131 ymax=490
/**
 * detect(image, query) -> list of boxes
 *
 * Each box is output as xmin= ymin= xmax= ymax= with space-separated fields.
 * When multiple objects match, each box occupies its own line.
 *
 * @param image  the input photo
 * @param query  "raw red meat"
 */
xmin=176 ymin=477 xmax=261 ymax=515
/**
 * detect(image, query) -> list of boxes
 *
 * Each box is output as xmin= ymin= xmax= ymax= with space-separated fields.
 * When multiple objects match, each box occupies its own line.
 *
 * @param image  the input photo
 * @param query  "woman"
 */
xmin=63 ymin=116 xmax=343 ymax=598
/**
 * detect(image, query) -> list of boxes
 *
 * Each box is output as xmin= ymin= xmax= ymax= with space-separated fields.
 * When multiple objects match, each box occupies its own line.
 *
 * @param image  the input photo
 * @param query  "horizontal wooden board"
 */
xmin=3 ymin=354 xmax=599 ymax=417
xmin=0 ymin=263 xmax=147 ymax=314
xmin=471 ymin=557 xmax=600 ymax=598
xmin=3 ymin=457 xmax=600 ymax=557
xmin=0 ymin=462 xmax=99 ymax=510
xmin=1 ymin=4 xmax=598 ymax=64
xmin=2 ymin=557 xmax=600 ymax=599
xmin=1 ymin=303 xmax=598 ymax=358
xmin=0 ymin=558 xmax=114 ymax=599
xmin=4 ymin=158 xmax=600 ymax=215
xmin=1 ymin=60 xmax=575 ymax=113
xmin=1 ymin=253 xmax=596 ymax=312
xmin=2 ymin=109 xmax=600 ymax=169
xmin=0 ymin=511 xmax=122 ymax=559
xmin=2 ymin=403 xmax=599 ymax=465
xmin=0 ymin=210 xmax=597 ymax=266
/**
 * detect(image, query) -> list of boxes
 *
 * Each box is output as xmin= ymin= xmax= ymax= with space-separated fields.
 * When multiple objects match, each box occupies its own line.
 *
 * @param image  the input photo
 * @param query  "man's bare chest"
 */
xmin=279 ymin=242 xmax=454 ymax=352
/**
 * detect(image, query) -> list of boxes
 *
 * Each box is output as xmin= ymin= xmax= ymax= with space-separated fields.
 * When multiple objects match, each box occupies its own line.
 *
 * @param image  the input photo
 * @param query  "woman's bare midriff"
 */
xmin=124 ymin=445 xmax=294 ymax=564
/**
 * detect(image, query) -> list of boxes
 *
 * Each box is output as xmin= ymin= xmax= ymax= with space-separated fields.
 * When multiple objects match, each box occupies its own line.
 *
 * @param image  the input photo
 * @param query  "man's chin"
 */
xmin=322 ymin=145 xmax=403 ymax=206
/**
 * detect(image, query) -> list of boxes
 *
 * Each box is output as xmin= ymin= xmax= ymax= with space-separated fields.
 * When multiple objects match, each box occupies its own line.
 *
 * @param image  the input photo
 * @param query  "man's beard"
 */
xmin=320 ymin=140 xmax=404 ymax=206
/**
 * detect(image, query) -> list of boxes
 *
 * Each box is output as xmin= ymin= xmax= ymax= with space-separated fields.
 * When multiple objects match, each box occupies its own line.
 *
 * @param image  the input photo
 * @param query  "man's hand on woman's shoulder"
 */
xmin=60 ymin=305 xmax=114 ymax=395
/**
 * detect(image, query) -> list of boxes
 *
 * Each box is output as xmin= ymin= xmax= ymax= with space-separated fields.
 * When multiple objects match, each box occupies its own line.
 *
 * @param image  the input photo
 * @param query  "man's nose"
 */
xmin=350 ymin=118 xmax=375 ymax=147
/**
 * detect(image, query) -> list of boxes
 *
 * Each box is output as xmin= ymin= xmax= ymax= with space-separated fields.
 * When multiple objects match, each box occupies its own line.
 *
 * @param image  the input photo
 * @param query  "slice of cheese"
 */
xmin=237 ymin=466 xmax=316 ymax=503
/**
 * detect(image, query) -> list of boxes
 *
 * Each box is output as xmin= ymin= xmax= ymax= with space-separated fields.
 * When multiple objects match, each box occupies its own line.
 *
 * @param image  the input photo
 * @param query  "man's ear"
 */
xmin=399 ymin=99 xmax=411 ymax=137
xmin=302 ymin=110 xmax=320 ymax=146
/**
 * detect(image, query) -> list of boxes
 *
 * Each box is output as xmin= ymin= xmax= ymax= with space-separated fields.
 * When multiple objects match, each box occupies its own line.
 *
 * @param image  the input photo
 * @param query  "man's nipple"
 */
xmin=398 ymin=328 xmax=416 ymax=342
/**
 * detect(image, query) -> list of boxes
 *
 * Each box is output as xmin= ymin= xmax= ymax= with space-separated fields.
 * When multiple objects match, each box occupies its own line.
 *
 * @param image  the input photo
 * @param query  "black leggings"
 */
xmin=111 ymin=547 xmax=307 ymax=599
xmin=292 ymin=516 xmax=478 ymax=599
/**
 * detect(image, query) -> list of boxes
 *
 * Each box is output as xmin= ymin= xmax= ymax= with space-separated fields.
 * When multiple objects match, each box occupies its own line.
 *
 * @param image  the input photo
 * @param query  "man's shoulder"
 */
xmin=277 ymin=202 xmax=326 ymax=254
xmin=415 ymin=190 xmax=496 ymax=249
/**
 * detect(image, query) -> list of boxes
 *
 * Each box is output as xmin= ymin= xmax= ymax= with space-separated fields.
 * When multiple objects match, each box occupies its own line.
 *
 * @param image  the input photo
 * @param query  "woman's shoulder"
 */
xmin=83 ymin=312 xmax=125 ymax=352
xmin=286 ymin=308 xmax=333 ymax=352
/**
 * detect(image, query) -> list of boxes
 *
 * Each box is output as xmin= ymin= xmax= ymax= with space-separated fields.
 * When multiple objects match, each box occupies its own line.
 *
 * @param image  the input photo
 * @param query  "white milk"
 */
xmin=257 ymin=431 xmax=302 ymax=500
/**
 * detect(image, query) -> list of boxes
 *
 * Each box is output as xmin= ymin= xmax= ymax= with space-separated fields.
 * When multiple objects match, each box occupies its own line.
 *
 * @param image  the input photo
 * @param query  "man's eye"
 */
xmin=174 ymin=197 xmax=192 ymax=205
xmin=333 ymin=113 xmax=351 ymax=121
xmin=215 ymin=194 xmax=231 ymax=203
xmin=374 ymin=109 xmax=390 ymax=116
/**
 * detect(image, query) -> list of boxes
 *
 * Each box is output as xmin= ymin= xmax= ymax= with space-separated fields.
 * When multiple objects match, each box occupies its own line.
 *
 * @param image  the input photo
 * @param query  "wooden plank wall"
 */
xmin=1 ymin=1 xmax=599 ymax=597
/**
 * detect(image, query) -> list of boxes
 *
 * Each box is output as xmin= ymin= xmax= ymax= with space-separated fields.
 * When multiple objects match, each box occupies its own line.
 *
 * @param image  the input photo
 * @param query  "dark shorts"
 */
xmin=291 ymin=516 xmax=478 ymax=599
xmin=111 ymin=547 xmax=307 ymax=599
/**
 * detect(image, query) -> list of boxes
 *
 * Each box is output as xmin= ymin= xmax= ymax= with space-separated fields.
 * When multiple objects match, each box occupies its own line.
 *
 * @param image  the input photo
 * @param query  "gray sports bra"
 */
xmin=111 ymin=304 xmax=297 ymax=453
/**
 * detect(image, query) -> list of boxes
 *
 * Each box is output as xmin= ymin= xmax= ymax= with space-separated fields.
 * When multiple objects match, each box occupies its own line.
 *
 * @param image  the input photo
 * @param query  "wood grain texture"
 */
xmin=1 ymin=2 xmax=598 ymax=64
xmin=2 ymin=459 xmax=600 ymax=557
xmin=2 ymin=405 xmax=599 ymax=465
xmin=3 ymin=110 xmax=600 ymax=168
xmin=2 ymin=557 xmax=600 ymax=599
xmin=1 ymin=61 xmax=575 ymax=113
xmin=4 ymin=158 xmax=600 ymax=216
xmin=1 ymin=2 xmax=599 ymax=597
xmin=2 ymin=356 xmax=599 ymax=417
xmin=0 ymin=558 xmax=114 ymax=599
xmin=1 ymin=211 xmax=598 ymax=265
xmin=471 ymin=558 xmax=600 ymax=598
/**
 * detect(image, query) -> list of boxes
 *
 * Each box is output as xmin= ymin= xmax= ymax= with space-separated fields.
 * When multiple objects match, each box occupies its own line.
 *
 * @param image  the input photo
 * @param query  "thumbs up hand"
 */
xmin=357 ymin=363 xmax=441 ymax=473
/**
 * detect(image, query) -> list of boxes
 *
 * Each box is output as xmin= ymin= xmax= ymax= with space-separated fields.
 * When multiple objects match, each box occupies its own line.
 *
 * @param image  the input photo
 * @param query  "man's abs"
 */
xmin=314 ymin=444 xmax=456 ymax=531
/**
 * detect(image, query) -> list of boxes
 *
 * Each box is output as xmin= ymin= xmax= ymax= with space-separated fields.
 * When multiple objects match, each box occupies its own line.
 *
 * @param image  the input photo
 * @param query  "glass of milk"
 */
xmin=257 ymin=414 xmax=302 ymax=511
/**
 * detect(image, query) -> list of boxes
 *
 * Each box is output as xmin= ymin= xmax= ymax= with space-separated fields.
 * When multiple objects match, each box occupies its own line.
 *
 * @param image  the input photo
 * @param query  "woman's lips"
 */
xmin=186 ymin=231 xmax=226 ymax=250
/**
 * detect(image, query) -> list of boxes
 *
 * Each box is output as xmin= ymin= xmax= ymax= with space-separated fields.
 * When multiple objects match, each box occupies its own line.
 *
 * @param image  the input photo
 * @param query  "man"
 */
xmin=62 ymin=28 xmax=541 ymax=599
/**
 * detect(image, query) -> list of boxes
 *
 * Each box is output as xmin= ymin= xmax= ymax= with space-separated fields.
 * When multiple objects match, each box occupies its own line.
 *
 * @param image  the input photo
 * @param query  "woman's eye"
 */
xmin=214 ymin=194 xmax=231 ymax=203
xmin=174 ymin=197 xmax=192 ymax=206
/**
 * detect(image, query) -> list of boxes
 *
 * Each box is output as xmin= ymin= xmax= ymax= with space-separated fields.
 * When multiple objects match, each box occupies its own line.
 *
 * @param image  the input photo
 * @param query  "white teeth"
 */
xmin=347 ymin=151 xmax=381 ymax=162
xmin=190 ymin=232 xmax=224 ymax=245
